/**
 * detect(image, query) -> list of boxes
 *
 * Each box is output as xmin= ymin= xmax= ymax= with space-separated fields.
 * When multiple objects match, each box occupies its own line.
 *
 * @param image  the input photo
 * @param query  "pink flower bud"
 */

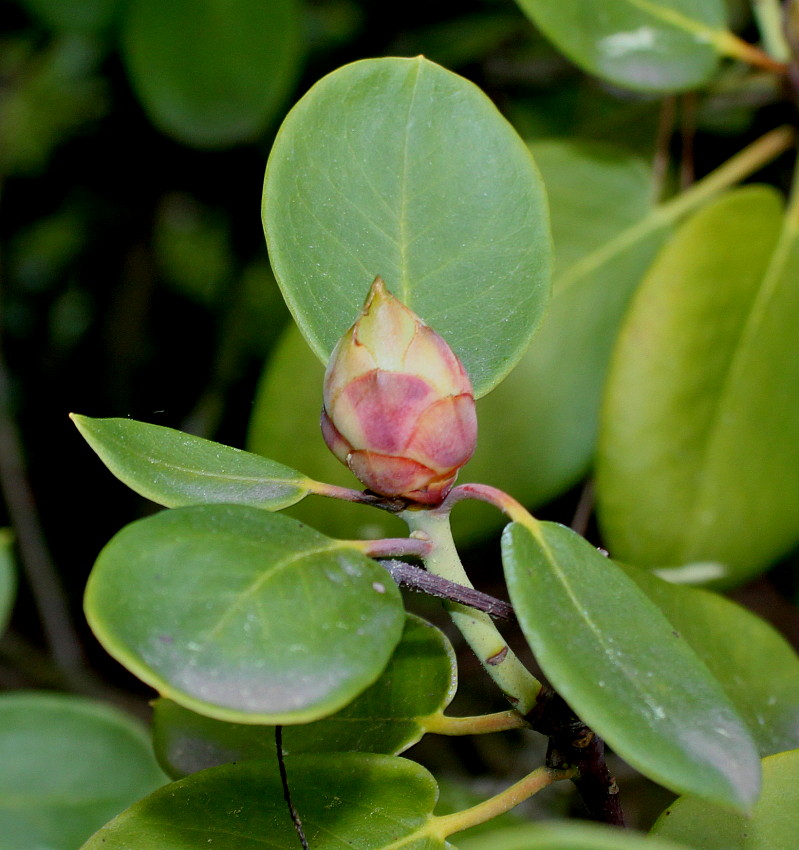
xmin=321 ymin=277 xmax=477 ymax=505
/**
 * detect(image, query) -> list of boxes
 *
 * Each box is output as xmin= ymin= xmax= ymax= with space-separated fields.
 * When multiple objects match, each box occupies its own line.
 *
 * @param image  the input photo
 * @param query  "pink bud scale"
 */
xmin=321 ymin=277 xmax=477 ymax=505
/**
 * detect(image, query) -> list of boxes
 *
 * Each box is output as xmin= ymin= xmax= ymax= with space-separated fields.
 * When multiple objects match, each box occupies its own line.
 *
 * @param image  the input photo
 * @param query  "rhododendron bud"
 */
xmin=321 ymin=276 xmax=477 ymax=505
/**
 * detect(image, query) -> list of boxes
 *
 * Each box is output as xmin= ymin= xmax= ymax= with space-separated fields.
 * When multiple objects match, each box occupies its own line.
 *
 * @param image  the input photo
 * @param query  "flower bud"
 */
xmin=321 ymin=276 xmax=477 ymax=505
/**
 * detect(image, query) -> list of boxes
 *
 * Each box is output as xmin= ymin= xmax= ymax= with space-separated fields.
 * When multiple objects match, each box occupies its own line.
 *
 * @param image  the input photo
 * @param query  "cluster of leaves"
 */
xmin=2 ymin=1 xmax=799 ymax=849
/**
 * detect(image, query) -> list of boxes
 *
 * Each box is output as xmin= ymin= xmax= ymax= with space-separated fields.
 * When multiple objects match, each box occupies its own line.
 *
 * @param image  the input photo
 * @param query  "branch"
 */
xmin=275 ymin=726 xmax=309 ymax=850
xmin=379 ymin=558 xmax=514 ymax=620
xmin=528 ymin=688 xmax=625 ymax=827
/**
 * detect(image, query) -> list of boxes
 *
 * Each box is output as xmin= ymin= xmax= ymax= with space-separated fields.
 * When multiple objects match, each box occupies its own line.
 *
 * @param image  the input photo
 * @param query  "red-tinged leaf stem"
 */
xmin=716 ymin=30 xmax=790 ymax=73
xmin=351 ymin=536 xmax=433 ymax=559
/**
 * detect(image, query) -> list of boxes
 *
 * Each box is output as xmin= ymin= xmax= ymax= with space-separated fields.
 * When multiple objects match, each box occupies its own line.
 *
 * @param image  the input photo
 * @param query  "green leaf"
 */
xmin=72 ymin=414 xmax=312 ymax=511
xmin=502 ymin=520 xmax=761 ymax=811
xmin=82 ymin=754 xmax=445 ymax=850
xmin=251 ymin=141 xmax=659 ymax=542
xmin=247 ymin=323 xmax=407 ymax=540
xmin=121 ymin=0 xmax=301 ymax=148
xmin=152 ymin=614 xmax=457 ymax=777
xmin=620 ymin=564 xmax=799 ymax=756
xmin=514 ymin=0 xmax=728 ymax=92
xmin=263 ymin=55 xmax=551 ymax=398
xmin=85 ymin=504 xmax=405 ymax=724
xmin=596 ymin=186 xmax=799 ymax=585
xmin=0 ymin=529 xmax=15 ymax=634
xmin=461 ymin=140 xmax=664 ymax=516
xmin=458 ymin=821 xmax=697 ymax=850
xmin=652 ymin=749 xmax=799 ymax=850
xmin=0 ymin=692 xmax=166 ymax=850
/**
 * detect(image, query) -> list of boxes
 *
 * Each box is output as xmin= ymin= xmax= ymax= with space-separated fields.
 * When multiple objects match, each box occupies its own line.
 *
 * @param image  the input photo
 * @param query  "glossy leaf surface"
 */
xmin=263 ymin=55 xmax=551 ymax=398
xmin=459 ymin=822 xmax=696 ymax=850
xmin=0 ymin=529 xmax=14 ymax=634
xmin=597 ymin=187 xmax=799 ymax=585
xmin=82 ymin=754 xmax=444 ymax=850
xmin=0 ymin=692 xmax=166 ymax=850
xmin=621 ymin=564 xmax=799 ymax=756
xmin=122 ymin=0 xmax=301 ymax=147
xmin=514 ymin=0 xmax=728 ymax=92
xmin=502 ymin=520 xmax=760 ymax=811
xmin=153 ymin=614 xmax=457 ymax=777
xmin=72 ymin=414 xmax=311 ymax=511
xmin=85 ymin=504 xmax=404 ymax=724
xmin=652 ymin=749 xmax=799 ymax=849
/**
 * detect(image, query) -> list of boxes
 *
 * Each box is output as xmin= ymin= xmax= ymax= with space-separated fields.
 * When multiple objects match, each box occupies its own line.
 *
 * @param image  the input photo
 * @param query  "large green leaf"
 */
xmin=652 ymin=749 xmax=799 ymax=849
xmin=620 ymin=564 xmax=799 ymax=756
xmin=502 ymin=520 xmax=761 ymax=811
xmin=152 ymin=614 xmax=457 ymax=777
xmin=121 ymin=0 xmax=301 ymax=147
xmin=263 ymin=55 xmax=551 ymax=398
xmin=0 ymin=692 xmax=166 ymax=850
xmin=597 ymin=186 xmax=799 ymax=585
xmin=85 ymin=504 xmax=404 ymax=724
xmin=72 ymin=414 xmax=311 ymax=511
xmin=514 ymin=0 xmax=728 ymax=92
xmin=82 ymin=754 xmax=446 ymax=850
xmin=458 ymin=822 xmax=697 ymax=850
xmin=250 ymin=141 xmax=659 ymax=541
xmin=0 ymin=529 xmax=15 ymax=634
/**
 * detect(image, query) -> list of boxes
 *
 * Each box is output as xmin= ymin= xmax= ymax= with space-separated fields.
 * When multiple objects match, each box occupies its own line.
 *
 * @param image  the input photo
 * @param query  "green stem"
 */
xmin=430 ymin=766 xmax=576 ymax=839
xmin=658 ymin=125 xmax=795 ymax=222
xmin=401 ymin=508 xmax=541 ymax=713
xmin=422 ymin=708 xmax=529 ymax=736
xmin=753 ymin=0 xmax=792 ymax=61
xmin=556 ymin=125 xmax=795 ymax=298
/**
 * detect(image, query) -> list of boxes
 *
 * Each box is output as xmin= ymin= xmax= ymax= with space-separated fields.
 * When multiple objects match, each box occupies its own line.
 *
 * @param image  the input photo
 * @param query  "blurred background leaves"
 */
xmin=1 ymin=0 xmax=798 ymax=836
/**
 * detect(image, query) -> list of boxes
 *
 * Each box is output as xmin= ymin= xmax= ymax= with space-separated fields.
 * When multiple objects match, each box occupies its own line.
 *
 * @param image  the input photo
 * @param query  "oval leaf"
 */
xmin=502 ymin=520 xmax=761 ymax=811
xmin=0 ymin=692 xmax=166 ymax=850
xmin=153 ymin=614 xmax=457 ymax=777
xmin=72 ymin=414 xmax=311 ymax=511
xmin=263 ymin=55 xmax=551 ymax=398
xmin=82 ymin=754 xmax=443 ymax=850
xmin=251 ymin=140 xmax=660 ymax=541
xmin=597 ymin=186 xmax=799 ymax=585
xmin=121 ymin=0 xmax=301 ymax=147
xmin=620 ymin=563 xmax=799 ymax=756
xmin=514 ymin=0 xmax=728 ymax=92
xmin=459 ymin=822 xmax=697 ymax=850
xmin=652 ymin=749 xmax=799 ymax=850
xmin=85 ymin=504 xmax=405 ymax=724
